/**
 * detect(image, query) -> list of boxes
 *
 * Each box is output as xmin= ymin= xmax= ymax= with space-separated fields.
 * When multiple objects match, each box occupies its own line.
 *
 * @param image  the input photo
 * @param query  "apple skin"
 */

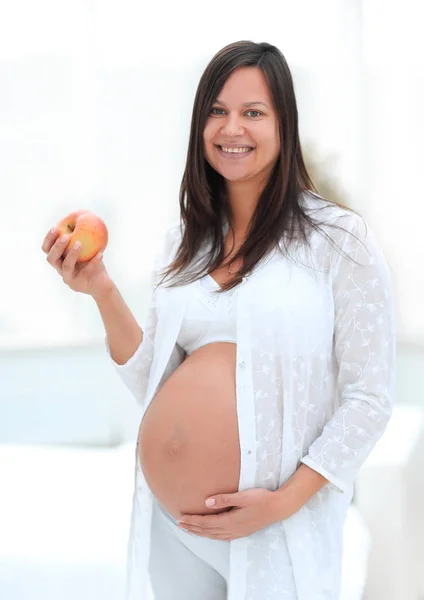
xmin=55 ymin=210 xmax=109 ymax=263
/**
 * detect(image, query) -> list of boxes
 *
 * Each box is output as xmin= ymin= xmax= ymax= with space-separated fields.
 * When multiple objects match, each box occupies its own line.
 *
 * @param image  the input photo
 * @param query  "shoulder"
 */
xmin=300 ymin=190 xmax=368 ymax=247
xmin=167 ymin=218 xmax=185 ymax=253
xmin=153 ymin=218 xmax=184 ymax=267
xmin=166 ymin=218 xmax=184 ymax=238
xmin=300 ymin=190 xmax=362 ymax=226
xmin=295 ymin=191 xmax=379 ymax=279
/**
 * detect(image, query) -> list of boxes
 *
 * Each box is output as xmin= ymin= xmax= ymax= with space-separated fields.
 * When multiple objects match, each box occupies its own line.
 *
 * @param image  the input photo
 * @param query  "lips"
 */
xmin=215 ymin=145 xmax=255 ymax=159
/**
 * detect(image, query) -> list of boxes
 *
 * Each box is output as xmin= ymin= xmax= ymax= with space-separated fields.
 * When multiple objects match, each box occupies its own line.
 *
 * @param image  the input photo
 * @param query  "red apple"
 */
xmin=55 ymin=209 xmax=109 ymax=263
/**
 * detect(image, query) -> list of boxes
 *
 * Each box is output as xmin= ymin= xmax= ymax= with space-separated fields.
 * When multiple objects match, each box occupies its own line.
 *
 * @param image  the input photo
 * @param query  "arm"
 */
xmin=93 ymin=284 xmax=143 ymax=366
xmin=298 ymin=212 xmax=396 ymax=494
xmin=102 ymin=220 xmax=183 ymax=406
xmin=268 ymin=213 xmax=396 ymax=518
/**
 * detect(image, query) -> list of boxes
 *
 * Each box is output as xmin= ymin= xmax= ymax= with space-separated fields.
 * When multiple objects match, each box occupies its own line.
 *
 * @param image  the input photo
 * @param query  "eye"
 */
xmin=210 ymin=107 xmax=225 ymax=116
xmin=209 ymin=107 xmax=263 ymax=118
xmin=246 ymin=110 xmax=262 ymax=118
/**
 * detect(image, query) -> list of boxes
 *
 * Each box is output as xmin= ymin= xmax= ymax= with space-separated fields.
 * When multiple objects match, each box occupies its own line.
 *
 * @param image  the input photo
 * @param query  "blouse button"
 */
xmin=239 ymin=360 xmax=246 ymax=368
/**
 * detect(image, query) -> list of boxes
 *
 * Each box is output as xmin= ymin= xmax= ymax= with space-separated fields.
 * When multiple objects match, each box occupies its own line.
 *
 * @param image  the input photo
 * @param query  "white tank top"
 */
xmin=176 ymin=273 xmax=239 ymax=356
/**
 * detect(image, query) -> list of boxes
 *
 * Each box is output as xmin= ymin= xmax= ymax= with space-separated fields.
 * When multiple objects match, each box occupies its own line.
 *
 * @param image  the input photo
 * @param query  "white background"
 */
xmin=0 ymin=0 xmax=422 ymax=349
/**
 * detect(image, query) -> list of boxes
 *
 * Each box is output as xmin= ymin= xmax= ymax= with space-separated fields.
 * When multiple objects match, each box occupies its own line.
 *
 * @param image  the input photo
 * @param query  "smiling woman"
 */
xmin=103 ymin=39 xmax=395 ymax=600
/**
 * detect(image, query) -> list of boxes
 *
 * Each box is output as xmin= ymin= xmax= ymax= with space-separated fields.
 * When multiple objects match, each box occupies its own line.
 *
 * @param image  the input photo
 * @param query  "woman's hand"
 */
xmin=177 ymin=487 xmax=294 ymax=541
xmin=41 ymin=227 xmax=114 ymax=298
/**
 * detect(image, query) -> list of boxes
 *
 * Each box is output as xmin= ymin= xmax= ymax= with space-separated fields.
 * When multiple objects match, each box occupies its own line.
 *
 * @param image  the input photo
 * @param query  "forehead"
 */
xmin=216 ymin=66 xmax=273 ymax=106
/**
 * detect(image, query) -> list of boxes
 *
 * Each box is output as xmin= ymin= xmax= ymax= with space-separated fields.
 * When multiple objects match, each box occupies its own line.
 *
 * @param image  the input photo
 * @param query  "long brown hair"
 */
xmin=159 ymin=40 xmax=359 ymax=292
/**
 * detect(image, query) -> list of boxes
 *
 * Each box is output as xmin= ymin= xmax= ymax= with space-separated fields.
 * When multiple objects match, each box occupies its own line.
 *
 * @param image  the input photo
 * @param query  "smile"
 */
xmin=215 ymin=145 xmax=255 ymax=159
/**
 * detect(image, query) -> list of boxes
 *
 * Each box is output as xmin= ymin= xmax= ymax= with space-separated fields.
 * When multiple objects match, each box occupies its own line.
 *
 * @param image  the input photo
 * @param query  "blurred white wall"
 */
xmin=0 ymin=0 xmax=421 ymax=349
xmin=361 ymin=0 xmax=424 ymax=343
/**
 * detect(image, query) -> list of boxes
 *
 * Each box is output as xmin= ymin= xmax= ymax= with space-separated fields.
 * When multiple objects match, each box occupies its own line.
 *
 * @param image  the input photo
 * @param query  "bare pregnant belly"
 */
xmin=138 ymin=342 xmax=241 ymax=521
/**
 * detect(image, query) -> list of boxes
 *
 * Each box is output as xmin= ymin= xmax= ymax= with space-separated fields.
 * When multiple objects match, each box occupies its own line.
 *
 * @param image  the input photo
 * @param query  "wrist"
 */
xmin=270 ymin=464 xmax=329 ymax=522
xmin=268 ymin=486 xmax=299 ymax=523
xmin=91 ymin=281 xmax=117 ymax=303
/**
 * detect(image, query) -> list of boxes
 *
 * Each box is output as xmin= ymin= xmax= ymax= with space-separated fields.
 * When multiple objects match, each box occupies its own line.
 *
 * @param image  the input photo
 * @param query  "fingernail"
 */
xmin=96 ymin=252 xmax=103 ymax=259
xmin=50 ymin=227 xmax=57 ymax=234
xmin=74 ymin=241 xmax=81 ymax=249
xmin=205 ymin=498 xmax=215 ymax=507
xmin=60 ymin=235 xmax=68 ymax=242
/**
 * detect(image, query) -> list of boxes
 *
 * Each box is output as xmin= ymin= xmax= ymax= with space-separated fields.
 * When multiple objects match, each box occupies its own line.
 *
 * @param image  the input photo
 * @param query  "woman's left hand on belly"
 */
xmin=178 ymin=488 xmax=292 ymax=540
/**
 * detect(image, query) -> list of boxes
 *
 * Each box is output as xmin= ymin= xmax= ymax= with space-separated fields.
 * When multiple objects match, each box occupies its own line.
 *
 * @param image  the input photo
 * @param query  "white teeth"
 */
xmin=220 ymin=146 xmax=252 ymax=154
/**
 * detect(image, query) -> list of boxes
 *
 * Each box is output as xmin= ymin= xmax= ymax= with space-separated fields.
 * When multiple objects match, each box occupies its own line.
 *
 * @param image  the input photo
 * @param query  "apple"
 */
xmin=55 ymin=209 xmax=109 ymax=263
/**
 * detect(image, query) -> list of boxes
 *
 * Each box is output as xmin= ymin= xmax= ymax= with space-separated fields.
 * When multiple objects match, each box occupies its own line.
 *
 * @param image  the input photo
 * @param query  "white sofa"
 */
xmin=355 ymin=405 xmax=424 ymax=600
xmin=0 ymin=443 xmax=133 ymax=600
xmin=0 ymin=343 xmax=372 ymax=600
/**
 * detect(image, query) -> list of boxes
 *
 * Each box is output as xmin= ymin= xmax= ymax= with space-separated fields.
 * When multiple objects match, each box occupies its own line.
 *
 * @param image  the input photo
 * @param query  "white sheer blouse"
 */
xmin=106 ymin=191 xmax=396 ymax=600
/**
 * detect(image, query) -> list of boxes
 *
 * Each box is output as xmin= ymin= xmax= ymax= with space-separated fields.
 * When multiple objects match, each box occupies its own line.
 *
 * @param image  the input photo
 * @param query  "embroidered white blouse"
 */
xmin=106 ymin=192 xmax=396 ymax=600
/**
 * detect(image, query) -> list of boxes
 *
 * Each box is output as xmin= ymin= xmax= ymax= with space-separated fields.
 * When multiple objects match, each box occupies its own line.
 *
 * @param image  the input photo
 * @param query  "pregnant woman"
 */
xmin=42 ymin=41 xmax=396 ymax=600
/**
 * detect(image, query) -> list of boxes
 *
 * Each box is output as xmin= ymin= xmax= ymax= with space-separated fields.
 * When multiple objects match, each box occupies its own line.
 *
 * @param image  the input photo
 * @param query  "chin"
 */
xmin=222 ymin=173 xmax=251 ymax=183
xmin=219 ymin=168 xmax=253 ymax=182
xmin=208 ymin=162 xmax=248 ymax=179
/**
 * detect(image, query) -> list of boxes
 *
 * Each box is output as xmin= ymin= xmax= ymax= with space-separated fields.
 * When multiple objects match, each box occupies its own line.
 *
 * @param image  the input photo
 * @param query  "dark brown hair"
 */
xmin=159 ymin=40 xmax=359 ymax=292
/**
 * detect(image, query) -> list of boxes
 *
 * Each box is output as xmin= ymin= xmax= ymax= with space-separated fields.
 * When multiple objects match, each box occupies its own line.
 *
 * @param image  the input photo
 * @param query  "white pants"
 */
xmin=149 ymin=497 xmax=231 ymax=599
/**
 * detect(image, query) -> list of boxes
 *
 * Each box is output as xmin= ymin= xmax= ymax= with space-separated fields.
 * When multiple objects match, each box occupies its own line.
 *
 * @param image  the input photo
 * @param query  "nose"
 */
xmin=220 ymin=113 xmax=245 ymax=137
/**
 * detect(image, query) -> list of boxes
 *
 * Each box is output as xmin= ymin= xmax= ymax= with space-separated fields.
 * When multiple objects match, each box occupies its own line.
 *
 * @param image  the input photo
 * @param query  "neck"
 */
xmin=225 ymin=179 xmax=262 ymax=237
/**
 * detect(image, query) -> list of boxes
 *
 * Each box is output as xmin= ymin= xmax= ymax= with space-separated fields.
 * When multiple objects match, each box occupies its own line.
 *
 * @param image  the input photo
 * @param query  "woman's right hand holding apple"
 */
xmin=41 ymin=228 xmax=115 ymax=299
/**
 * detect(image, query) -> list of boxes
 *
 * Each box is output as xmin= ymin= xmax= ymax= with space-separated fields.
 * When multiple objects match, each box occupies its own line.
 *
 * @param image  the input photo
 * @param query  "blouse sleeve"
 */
xmin=104 ymin=220 xmax=182 ymax=407
xmin=300 ymin=212 xmax=396 ymax=494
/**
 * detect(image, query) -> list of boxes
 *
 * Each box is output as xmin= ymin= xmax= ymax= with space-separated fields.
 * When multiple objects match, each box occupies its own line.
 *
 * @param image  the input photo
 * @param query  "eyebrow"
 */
xmin=215 ymin=99 xmax=269 ymax=109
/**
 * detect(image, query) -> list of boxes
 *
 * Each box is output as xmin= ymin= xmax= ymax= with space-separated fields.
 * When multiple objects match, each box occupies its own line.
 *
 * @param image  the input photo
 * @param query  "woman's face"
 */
xmin=203 ymin=66 xmax=280 ymax=186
